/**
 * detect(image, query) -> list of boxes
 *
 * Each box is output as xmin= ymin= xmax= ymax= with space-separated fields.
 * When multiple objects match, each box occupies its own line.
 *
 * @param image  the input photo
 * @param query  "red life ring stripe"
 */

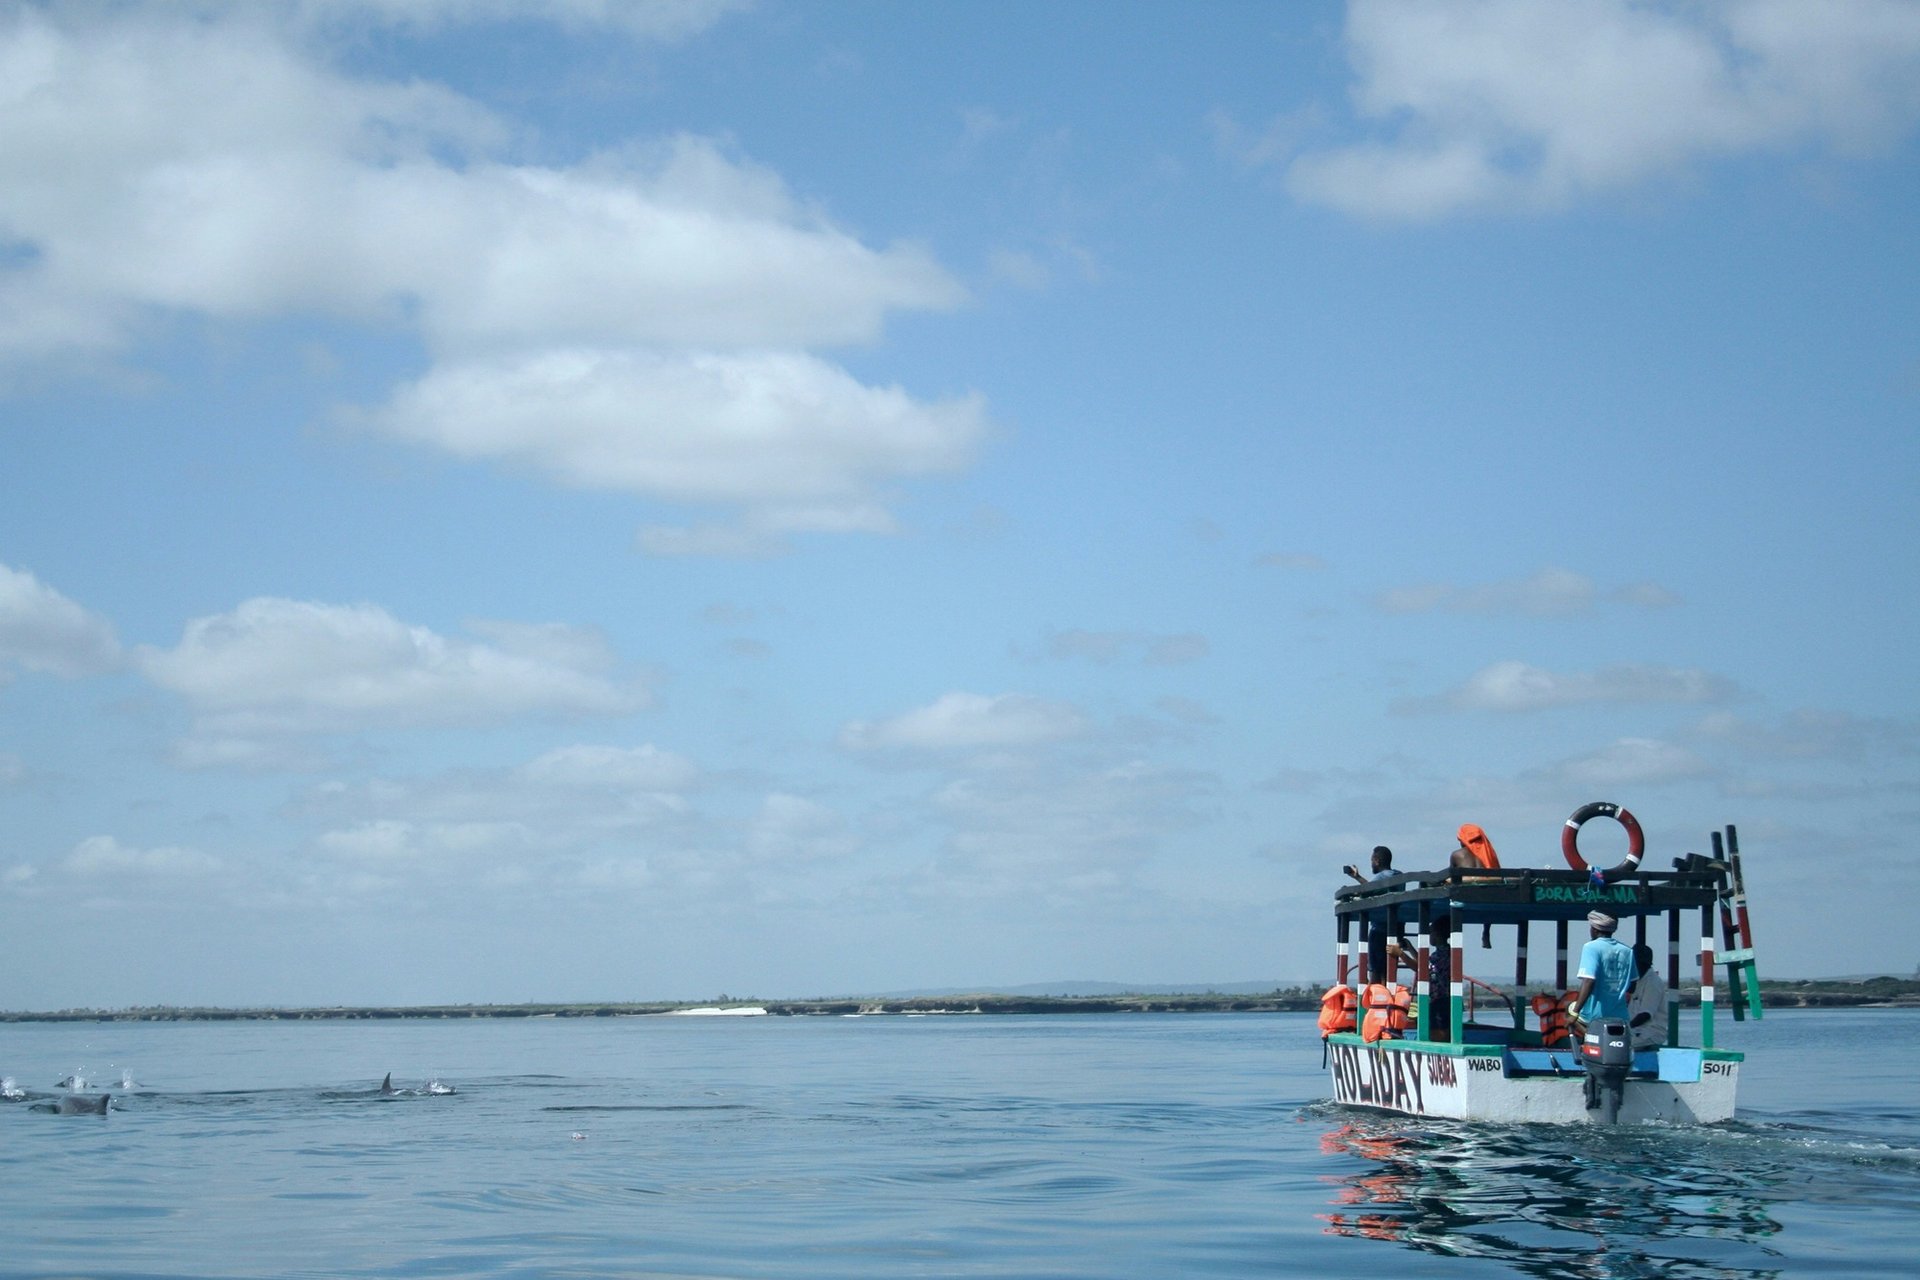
xmin=1561 ymin=801 xmax=1645 ymax=874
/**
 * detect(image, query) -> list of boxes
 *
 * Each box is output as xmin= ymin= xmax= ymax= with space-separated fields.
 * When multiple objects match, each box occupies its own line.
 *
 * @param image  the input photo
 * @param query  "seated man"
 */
xmin=1451 ymin=823 xmax=1500 ymax=871
xmin=1447 ymin=825 xmax=1500 ymax=947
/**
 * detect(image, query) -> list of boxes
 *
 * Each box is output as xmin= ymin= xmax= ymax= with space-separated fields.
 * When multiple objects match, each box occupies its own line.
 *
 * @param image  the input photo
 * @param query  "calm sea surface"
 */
xmin=2 ymin=1009 xmax=1915 ymax=1278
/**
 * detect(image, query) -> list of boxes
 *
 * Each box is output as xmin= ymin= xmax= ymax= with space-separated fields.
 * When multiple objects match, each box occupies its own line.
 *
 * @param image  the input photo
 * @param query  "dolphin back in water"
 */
xmin=377 ymin=1073 xmax=456 ymax=1096
xmin=31 ymin=1093 xmax=111 ymax=1115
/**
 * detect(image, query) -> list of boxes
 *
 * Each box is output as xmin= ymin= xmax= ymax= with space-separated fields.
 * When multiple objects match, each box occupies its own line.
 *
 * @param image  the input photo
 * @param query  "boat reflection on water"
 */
xmin=1316 ymin=1117 xmax=1785 ymax=1279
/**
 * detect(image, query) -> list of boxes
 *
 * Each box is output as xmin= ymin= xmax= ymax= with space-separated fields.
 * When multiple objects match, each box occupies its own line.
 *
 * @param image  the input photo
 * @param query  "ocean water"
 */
xmin=2 ymin=1009 xmax=1915 ymax=1278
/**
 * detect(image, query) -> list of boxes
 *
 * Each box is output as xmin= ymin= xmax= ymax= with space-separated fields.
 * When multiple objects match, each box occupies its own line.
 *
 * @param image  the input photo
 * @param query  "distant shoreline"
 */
xmin=4 ymin=980 xmax=1916 ymax=1023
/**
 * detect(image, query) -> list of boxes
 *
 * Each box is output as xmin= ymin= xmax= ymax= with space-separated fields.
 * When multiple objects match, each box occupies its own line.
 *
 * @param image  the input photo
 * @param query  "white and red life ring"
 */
xmin=1561 ymin=801 xmax=1645 ymax=878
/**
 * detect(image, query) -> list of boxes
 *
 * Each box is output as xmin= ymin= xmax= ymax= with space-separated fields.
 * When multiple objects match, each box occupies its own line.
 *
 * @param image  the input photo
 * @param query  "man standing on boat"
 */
xmin=1343 ymin=846 xmax=1403 ymax=980
xmin=1574 ymin=911 xmax=1635 ymax=1026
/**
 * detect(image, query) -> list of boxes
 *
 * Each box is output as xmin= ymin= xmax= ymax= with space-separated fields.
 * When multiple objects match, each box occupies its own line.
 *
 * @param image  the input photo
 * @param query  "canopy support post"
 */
xmin=1699 ymin=903 xmax=1717 ymax=1049
xmin=1666 ymin=907 xmax=1682 ymax=1048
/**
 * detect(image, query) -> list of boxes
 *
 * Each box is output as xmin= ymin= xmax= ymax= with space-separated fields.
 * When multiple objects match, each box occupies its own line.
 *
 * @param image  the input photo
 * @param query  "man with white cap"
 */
xmin=1574 ymin=910 xmax=1636 ymax=1026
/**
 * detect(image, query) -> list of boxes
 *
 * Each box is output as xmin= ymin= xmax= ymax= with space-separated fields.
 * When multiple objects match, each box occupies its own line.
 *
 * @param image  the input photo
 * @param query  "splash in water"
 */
xmin=0 ymin=1076 xmax=23 ymax=1100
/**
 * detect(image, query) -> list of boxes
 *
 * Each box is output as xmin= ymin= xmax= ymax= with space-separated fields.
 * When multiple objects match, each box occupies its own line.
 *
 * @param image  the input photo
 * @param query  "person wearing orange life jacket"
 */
xmin=1451 ymin=823 xmax=1499 ymax=870
xmin=1448 ymin=823 xmax=1501 ymax=947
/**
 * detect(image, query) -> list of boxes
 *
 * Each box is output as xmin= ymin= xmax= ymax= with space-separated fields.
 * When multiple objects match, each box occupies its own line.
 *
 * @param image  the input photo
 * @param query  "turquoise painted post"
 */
xmin=1450 ymin=933 xmax=1465 ymax=1044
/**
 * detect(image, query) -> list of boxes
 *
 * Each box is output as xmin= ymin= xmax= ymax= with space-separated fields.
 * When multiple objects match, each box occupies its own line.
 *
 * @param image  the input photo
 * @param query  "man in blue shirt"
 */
xmin=1575 ymin=911 xmax=1636 ymax=1023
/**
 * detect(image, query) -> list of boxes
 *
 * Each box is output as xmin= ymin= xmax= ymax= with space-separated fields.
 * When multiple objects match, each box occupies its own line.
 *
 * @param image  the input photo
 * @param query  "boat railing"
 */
xmin=1333 ymin=864 xmax=1730 ymax=924
xmin=1463 ymin=976 xmax=1519 ymax=1031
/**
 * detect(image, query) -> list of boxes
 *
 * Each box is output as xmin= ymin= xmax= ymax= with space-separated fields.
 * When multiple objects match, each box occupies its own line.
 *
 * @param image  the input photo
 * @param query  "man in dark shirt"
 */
xmin=1343 ymin=846 xmax=1402 ymax=980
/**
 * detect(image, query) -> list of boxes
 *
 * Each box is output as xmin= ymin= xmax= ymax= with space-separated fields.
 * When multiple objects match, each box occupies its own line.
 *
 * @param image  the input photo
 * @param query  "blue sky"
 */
xmin=2 ymin=0 xmax=1917 ymax=1008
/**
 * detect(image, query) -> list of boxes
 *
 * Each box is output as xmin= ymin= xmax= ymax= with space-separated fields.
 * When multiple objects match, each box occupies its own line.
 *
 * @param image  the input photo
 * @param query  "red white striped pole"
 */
xmin=1728 ymin=825 xmax=1755 ymax=950
xmin=1699 ymin=903 xmax=1717 ymax=1049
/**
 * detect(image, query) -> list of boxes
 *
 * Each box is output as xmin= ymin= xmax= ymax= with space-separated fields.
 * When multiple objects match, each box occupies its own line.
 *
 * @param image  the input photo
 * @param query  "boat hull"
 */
xmin=1324 ymin=1035 xmax=1740 ymax=1124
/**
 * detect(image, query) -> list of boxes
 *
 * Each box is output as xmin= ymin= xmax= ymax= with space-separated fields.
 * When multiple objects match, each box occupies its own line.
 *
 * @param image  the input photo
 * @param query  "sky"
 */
xmin=2 ymin=0 xmax=1917 ymax=1009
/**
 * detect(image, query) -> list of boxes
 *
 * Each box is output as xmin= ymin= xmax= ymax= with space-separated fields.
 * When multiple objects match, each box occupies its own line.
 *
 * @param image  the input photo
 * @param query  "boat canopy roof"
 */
xmin=1334 ymin=865 xmax=1723 ymax=929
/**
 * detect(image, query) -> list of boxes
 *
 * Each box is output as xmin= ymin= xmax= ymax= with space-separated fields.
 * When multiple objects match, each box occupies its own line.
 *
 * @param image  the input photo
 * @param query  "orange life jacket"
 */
xmin=1456 ymin=823 xmax=1500 ymax=869
xmin=1531 ymin=991 xmax=1575 ymax=1048
xmin=1361 ymin=982 xmax=1412 ymax=1043
xmin=1318 ymin=984 xmax=1358 ymax=1037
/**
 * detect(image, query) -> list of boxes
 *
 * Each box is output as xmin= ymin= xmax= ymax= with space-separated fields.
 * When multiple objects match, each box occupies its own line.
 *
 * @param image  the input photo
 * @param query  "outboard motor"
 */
xmin=1580 ymin=1019 xmax=1634 ymax=1123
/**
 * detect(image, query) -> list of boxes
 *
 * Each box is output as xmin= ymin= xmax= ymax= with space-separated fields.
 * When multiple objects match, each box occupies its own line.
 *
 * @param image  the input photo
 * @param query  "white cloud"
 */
xmin=1404 ymin=660 xmax=1738 ymax=713
xmin=317 ymin=819 xmax=424 ymax=863
xmin=1146 ymin=635 xmax=1209 ymax=667
xmin=295 ymin=749 xmax=870 ymax=907
xmin=520 ymin=743 xmax=699 ymax=792
xmin=367 ymin=348 xmax=985 ymax=524
xmin=637 ymin=501 xmax=909 ymax=557
xmin=575 ymin=856 xmax=656 ymax=891
xmin=316 ymin=818 xmax=533 ymax=864
xmin=746 ymin=793 xmax=855 ymax=864
xmin=1043 ymin=630 xmax=1130 ymax=664
xmin=139 ymin=598 xmax=646 ymax=764
xmin=1375 ymin=567 xmax=1678 ymax=617
xmin=399 ymin=143 xmax=961 ymax=355
xmin=1154 ymin=697 xmax=1215 ymax=728
xmin=1257 ymin=551 xmax=1328 ymax=572
xmin=0 ymin=10 xmax=500 ymax=357
xmin=0 ymin=562 xmax=122 ymax=678
xmin=1040 ymin=630 xmax=1209 ymax=667
xmin=840 ymin=692 xmax=1086 ymax=751
xmin=927 ymin=757 xmax=1205 ymax=896
xmin=1694 ymin=708 xmax=1920 ymax=762
xmin=1288 ymin=0 xmax=1920 ymax=219
xmin=987 ymin=248 xmax=1051 ymax=290
xmin=635 ymin=522 xmax=788 ymax=560
xmin=63 ymin=834 xmax=221 ymax=877
xmin=1545 ymin=737 xmax=1712 ymax=790
xmin=0 ymin=8 xmax=986 ymax=539
xmin=303 ymin=744 xmax=696 ymax=839
xmin=0 ymin=14 xmax=960 ymax=357
xmin=291 ymin=0 xmax=747 ymax=41
xmin=1209 ymin=104 xmax=1324 ymax=173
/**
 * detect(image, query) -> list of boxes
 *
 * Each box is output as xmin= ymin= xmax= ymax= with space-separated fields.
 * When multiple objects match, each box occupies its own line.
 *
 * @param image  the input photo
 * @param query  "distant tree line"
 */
xmin=3 ymin=976 xmax=1915 ymax=1022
